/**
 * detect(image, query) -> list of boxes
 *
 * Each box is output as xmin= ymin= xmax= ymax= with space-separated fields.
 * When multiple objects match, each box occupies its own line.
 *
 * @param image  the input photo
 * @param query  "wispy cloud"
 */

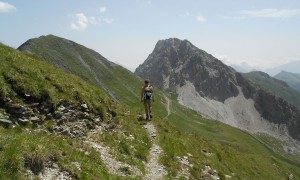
xmin=136 ymin=0 xmax=151 ymax=5
xmin=0 ymin=1 xmax=17 ymax=13
xmin=70 ymin=13 xmax=89 ymax=31
xmin=179 ymin=11 xmax=191 ymax=17
xmin=196 ymin=15 xmax=207 ymax=23
xmin=99 ymin=6 xmax=106 ymax=13
xmin=239 ymin=8 xmax=299 ymax=19
xmin=103 ymin=18 xmax=114 ymax=24
xmin=179 ymin=12 xmax=207 ymax=23
xmin=70 ymin=9 xmax=114 ymax=31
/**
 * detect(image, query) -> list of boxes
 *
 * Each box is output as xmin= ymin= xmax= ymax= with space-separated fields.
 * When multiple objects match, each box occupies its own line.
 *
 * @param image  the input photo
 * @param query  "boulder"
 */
xmin=5 ymin=103 xmax=26 ymax=116
xmin=0 ymin=119 xmax=12 ymax=128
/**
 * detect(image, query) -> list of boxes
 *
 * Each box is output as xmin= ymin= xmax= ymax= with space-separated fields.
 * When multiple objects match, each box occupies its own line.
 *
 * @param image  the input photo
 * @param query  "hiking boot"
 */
xmin=146 ymin=115 xmax=149 ymax=120
xmin=150 ymin=114 xmax=152 ymax=119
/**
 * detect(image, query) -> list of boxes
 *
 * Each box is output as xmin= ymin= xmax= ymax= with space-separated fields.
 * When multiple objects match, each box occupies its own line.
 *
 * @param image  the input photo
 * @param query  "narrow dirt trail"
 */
xmin=85 ymin=123 xmax=167 ymax=179
xmin=84 ymin=127 xmax=142 ymax=177
xmin=85 ymin=140 xmax=142 ymax=177
xmin=143 ymin=122 xmax=167 ymax=180
xmin=163 ymin=95 xmax=172 ymax=119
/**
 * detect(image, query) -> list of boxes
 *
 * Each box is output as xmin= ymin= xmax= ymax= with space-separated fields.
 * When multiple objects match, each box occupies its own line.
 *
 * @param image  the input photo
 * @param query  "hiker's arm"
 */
xmin=140 ymin=87 xmax=144 ymax=102
xmin=152 ymin=87 xmax=155 ymax=102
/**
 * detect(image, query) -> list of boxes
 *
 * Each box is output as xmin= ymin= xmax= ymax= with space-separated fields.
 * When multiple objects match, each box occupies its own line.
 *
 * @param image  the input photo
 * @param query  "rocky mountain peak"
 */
xmin=135 ymin=38 xmax=238 ymax=102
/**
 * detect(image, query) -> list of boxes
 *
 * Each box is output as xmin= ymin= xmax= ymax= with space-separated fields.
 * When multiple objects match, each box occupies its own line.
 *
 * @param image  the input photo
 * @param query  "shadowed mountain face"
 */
xmin=135 ymin=38 xmax=300 ymax=141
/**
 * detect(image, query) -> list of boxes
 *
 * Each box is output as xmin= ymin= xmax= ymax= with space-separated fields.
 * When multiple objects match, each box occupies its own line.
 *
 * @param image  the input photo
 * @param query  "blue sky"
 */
xmin=1 ymin=0 xmax=300 ymax=71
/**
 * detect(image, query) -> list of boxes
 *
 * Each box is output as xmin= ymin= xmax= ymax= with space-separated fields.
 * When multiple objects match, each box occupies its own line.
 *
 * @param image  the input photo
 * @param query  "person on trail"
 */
xmin=141 ymin=80 xmax=154 ymax=120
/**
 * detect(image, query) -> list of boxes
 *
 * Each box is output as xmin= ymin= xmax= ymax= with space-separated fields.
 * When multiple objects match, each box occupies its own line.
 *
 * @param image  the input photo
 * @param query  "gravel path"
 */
xmin=163 ymin=95 xmax=171 ymax=120
xmin=143 ymin=123 xmax=167 ymax=180
xmin=85 ymin=139 xmax=142 ymax=177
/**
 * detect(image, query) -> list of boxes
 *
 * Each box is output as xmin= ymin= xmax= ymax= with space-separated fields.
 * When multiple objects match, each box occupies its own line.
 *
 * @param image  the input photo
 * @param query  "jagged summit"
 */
xmin=135 ymin=38 xmax=238 ymax=102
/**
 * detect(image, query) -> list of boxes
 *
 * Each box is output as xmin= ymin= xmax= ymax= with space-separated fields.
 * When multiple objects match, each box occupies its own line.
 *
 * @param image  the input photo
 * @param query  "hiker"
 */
xmin=141 ymin=80 xmax=154 ymax=120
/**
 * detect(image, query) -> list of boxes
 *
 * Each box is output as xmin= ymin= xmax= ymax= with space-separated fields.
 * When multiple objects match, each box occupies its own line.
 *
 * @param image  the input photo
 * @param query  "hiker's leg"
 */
xmin=144 ymin=100 xmax=149 ymax=119
xmin=149 ymin=102 xmax=152 ymax=118
xmin=146 ymin=100 xmax=151 ymax=120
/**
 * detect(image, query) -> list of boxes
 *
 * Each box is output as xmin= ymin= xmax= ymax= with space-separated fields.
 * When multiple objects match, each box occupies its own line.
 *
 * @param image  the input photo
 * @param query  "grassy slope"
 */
xmin=16 ymin=36 xmax=300 ymax=178
xmin=275 ymin=71 xmax=300 ymax=93
xmin=100 ymin=64 xmax=300 ymax=178
xmin=243 ymin=71 xmax=300 ymax=108
xmin=0 ymin=43 xmax=151 ymax=179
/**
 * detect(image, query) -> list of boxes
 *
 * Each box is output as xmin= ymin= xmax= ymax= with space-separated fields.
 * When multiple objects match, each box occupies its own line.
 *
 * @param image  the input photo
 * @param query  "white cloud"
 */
xmin=103 ymin=18 xmax=114 ymax=24
xmin=239 ymin=8 xmax=299 ymax=18
xmin=179 ymin=11 xmax=191 ymax=17
xmin=99 ymin=7 xmax=106 ymax=13
xmin=196 ymin=15 xmax=207 ymax=22
xmin=70 ymin=12 xmax=114 ymax=31
xmin=70 ymin=13 xmax=89 ymax=31
xmin=0 ymin=1 xmax=17 ymax=13
xmin=136 ymin=0 xmax=151 ymax=5
xmin=213 ymin=54 xmax=233 ymax=64
xmin=89 ymin=16 xmax=99 ymax=25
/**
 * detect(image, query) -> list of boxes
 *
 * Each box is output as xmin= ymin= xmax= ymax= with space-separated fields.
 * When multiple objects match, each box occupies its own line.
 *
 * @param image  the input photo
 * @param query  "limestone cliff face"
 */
xmin=135 ymin=38 xmax=300 ymax=141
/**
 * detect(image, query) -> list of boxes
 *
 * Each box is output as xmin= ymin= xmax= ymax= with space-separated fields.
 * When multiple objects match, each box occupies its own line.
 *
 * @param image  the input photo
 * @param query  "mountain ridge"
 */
xmin=243 ymin=71 xmax=300 ymax=108
xmin=18 ymin=34 xmax=120 ymax=101
xmin=266 ymin=60 xmax=300 ymax=76
xmin=275 ymin=71 xmax=300 ymax=93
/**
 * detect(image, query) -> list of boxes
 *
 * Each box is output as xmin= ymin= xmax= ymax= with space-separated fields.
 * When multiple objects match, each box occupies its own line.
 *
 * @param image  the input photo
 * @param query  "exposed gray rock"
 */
xmin=0 ymin=98 xmax=103 ymax=139
xmin=17 ymin=118 xmax=29 ymax=125
xmin=135 ymin=38 xmax=238 ymax=102
xmin=0 ymin=118 xmax=12 ymax=127
xmin=5 ymin=102 xmax=27 ymax=116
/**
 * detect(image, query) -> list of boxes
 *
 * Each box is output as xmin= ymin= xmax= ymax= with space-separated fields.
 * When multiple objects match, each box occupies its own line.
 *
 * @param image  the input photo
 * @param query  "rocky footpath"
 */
xmin=143 ymin=123 xmax=167 ymax=179
xmin=1 ymin=99 xmax=170 ymax=179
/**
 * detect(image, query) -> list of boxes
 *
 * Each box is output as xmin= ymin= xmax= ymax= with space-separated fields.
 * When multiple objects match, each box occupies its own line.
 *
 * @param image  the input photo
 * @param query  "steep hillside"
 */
xmin=0 ymin=43 xmax=153 ymax=179
xmin=135 ymin=38 xmax=300 ymax=142
xmin=14 ymin=37 xmax=300 ymax=179
xmin=275 ymin=71 xmax=300 ymax=93
xmin=243 ymin=71 xmax=300 ymax=108
xmin=18 ymin=34 xmax=136 ymax=102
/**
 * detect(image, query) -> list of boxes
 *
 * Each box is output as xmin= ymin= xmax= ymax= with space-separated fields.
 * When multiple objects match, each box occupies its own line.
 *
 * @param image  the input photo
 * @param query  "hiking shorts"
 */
xmin=143 ymin=99 xmax=152 ymax=105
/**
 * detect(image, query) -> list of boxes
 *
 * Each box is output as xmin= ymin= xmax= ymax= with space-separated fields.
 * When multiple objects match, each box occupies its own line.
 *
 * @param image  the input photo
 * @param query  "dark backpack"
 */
xmin=144 ymin=85 xmax=153 ymax=100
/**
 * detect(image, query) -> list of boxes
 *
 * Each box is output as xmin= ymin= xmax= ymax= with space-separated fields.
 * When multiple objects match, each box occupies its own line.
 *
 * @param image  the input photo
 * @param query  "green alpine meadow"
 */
xmin=0 ymin=34 xmax=299 ymax=179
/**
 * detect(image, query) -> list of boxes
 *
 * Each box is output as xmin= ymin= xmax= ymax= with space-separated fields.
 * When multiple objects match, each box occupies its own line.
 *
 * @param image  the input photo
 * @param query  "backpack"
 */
xmin=144 ymin=85 xmax=153 ymax=100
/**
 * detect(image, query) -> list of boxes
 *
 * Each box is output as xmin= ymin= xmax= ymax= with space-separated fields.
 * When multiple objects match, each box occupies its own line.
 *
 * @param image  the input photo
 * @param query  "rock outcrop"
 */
xmin=0 ymin=98 xmax=112 ymax=139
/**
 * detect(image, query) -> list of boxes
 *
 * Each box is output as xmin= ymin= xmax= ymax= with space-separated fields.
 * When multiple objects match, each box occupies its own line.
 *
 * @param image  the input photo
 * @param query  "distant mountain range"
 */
xmin=266 ymin=60 xmax=300 ymax=76
xmin=229 ymin=62 xmax=256 ymax=73
xmin=135 ymin=38 xmax=300 ymax=141
xmin=275 ymin=71 xmax=300 ymax=93
xmin=230 ymin=60 xmax=300 ymax=76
